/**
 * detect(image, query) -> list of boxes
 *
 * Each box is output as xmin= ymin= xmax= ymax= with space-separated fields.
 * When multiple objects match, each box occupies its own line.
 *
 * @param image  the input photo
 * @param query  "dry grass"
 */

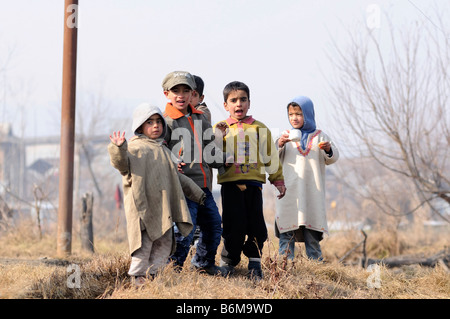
xmin=0 ymin=217 xmax=449 ymax=300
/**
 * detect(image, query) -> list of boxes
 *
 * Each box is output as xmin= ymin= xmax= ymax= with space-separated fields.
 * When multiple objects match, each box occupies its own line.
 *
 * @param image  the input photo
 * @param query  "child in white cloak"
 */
xmin=275 ymin=96 xmax=339 ymax=261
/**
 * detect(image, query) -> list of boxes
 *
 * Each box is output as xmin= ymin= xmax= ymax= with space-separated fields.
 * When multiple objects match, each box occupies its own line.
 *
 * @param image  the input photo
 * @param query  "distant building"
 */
xmin=0 ymin=122 xmax=111 ymax=210
xmin=0 ymin=123 xmax=26 ymax=198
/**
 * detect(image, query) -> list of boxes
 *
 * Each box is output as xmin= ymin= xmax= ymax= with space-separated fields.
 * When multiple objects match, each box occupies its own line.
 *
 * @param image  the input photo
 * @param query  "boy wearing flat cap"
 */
xmin=162 ymin=71 xmax=231 ymax=276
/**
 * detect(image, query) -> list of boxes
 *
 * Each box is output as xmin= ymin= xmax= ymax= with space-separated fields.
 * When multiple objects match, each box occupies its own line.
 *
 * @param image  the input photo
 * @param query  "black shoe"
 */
xmin=247 ymin=261 xmax=263 ymax=281
xmin=196 ymin=265 xmax=229 ymax=277
xmin=246 ymin=268 xmax=263 ymax=281
xmin=170 ymin=262 xmax=183 ymax=273
xmin=221 ymin=264 xmax=235 ymax=276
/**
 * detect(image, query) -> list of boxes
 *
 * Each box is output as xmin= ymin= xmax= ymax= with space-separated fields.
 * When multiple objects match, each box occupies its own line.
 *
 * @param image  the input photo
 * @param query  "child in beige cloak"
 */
xmin=108 ymin=103 xmax=205 ymax=285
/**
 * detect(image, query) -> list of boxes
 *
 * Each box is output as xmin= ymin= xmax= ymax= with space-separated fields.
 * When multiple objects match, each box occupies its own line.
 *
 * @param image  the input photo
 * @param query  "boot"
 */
xmin=247 ymin=260 xmax=263 ymax=281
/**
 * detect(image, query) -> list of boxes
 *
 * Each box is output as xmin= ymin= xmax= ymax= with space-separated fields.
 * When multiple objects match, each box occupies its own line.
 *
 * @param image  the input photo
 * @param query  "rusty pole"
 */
xmin=57 ymin=0 xmax=78 ymax=257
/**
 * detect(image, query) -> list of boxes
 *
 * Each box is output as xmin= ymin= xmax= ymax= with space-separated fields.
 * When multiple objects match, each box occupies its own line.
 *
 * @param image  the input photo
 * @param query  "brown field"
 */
xmin=0 ymin=216 xmax=448 ymax=301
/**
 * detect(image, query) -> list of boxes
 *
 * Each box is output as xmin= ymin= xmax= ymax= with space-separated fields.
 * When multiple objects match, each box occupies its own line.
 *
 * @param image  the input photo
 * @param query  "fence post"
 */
xmin=80 ymin=192 xmax=94 ymax=253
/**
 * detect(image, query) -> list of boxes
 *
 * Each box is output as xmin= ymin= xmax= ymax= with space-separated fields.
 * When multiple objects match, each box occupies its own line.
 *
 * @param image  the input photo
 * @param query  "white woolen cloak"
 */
xmin=275 ymin=130 xmax=338 ymax=239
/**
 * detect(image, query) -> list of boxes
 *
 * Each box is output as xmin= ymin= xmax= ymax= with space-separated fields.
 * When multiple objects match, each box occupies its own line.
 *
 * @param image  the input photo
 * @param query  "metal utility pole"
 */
xmin=57 ymin=0 xmax=78 ymax=257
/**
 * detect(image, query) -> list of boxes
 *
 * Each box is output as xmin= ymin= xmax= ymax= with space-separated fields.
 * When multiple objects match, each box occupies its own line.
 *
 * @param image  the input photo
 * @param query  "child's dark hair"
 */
xmin=223 ymin=81 xmax=250 ymax=102
xmin=287 ymin=101 xmax=301 ymax=111
xmin=193 ymin=75 xmax=204 ymax=96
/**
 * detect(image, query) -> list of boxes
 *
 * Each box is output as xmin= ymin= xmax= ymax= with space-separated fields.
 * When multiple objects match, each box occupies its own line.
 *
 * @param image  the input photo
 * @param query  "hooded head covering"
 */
xmin=289 ymin=96 xmax=316 ymax=149
xmin=131 ymin=103 xmax=167 ymax=140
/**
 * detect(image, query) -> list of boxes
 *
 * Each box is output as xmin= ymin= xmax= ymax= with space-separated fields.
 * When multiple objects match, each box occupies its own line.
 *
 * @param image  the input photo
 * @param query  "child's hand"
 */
xmin=215 ymin=122 xmax=229 ymax=138
xmin=177 ymin=161 xmax=186 ymax=173
xmin=318 ymin=141 xmax=331 ymax=152
xmin=276 ymin=185 xmax=286 ymax=199
xmin=278 ymin=132 xmax=290 ymax=148
xmin=110 ymin=131 xmax=126 ymax=146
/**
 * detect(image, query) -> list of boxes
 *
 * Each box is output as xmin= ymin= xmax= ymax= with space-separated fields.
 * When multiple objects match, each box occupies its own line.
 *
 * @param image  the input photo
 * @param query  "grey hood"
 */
xmin=131 ymin=103 xmax=167 ymax=139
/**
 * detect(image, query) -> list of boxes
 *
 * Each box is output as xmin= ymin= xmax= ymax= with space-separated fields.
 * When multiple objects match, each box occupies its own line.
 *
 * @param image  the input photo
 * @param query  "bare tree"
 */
xmin=0 ymin=180 xmax=55 ymax=238
xmin=327 ymin=11 xmax=449 ymax=223
xmin=75 ymin=87 xmax=113 ymax=200
xmin=49 ymin=84 xmax=128 ymax=237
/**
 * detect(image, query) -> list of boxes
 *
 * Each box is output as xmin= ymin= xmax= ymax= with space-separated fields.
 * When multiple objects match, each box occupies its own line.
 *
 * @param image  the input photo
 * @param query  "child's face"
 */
xmin=224 ymin=89 xmax=250 ymax=121
xmin=141 ymin=114 xmax=164 ymax=139
xmin=164 ymin=84 xmax=193 ymax=114
xmin=288 ymin=105 xmax=304 ymax=129
xmin=190 ymin=90 xmax=204 ymax=107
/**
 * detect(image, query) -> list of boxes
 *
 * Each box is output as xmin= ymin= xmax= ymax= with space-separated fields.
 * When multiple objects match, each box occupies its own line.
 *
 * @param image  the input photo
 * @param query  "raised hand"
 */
xmin=215 ymin=122 xmax=229 ymax=138
xmin=318 ymin=141 xmax=331 ymax=152
xmin=278 ymin=132 xmax=290 ymax=148
xmin=110 ymin=131 xmax=126 ymax=146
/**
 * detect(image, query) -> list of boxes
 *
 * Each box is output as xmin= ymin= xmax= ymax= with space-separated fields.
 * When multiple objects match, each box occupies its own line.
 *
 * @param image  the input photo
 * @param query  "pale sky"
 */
xmin=0 ymin=0 xmax=448 ymax=142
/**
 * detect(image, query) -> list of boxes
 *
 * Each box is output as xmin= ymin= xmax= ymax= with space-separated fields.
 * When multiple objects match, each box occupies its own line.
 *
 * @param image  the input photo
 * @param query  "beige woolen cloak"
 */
xmin=275 ymin=130 xmax=339 ymax=240
xmin=108 ymin=112 xmax=205 ymax=255
xmin=108 ymin=137 xmax=204 ymax=254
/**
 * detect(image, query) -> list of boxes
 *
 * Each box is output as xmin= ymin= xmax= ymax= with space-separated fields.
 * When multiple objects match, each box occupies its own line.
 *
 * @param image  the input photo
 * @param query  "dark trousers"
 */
xmin=171 ymin=188 xmax=222 ymax=268
xmin=220 ymin=183 xmax=267 ymax=267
